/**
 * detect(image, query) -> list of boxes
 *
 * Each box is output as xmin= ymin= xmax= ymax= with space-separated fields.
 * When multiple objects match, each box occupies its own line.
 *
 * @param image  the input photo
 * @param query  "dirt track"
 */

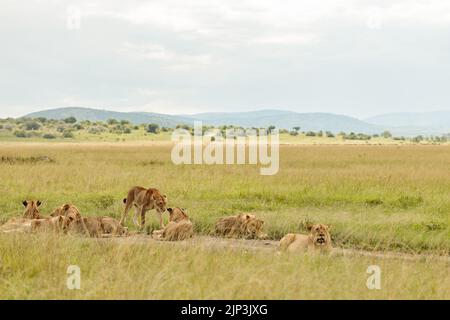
xmin=102 ymin=234 xmax=450 ymax=263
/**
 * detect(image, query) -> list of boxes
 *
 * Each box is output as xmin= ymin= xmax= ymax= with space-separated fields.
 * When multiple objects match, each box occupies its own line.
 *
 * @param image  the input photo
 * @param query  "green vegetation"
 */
xmin=0 ymin=233 xmax=448 ymax=299
xmin=1 ymin=117 xmax=449 ymax=144
xmin=0 ymin=134 xmax=449 ymax=299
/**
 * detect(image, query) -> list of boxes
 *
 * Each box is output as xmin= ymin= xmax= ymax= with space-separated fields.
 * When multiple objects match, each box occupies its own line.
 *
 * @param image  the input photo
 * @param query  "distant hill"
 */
xmin=23 ymin=107 xmax=384 ymax=134
xmin=365 ymin=111 xmax=450 ymax=136
xmin=24 ymin=107 xmax=194 ymax=128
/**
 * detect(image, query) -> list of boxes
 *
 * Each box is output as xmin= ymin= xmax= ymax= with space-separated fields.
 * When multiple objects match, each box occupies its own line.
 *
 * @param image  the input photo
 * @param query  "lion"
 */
xmin=152 ymin=207 xmax=194 ymax=241
xmin=0 ymin=218 xmax=33 ymax=233
xmin=22 ymin=200 xmax=42 ymax=219
xmin=100 ymin=217 xmax=128 ymax=236
xmin=67 ymin=216 xmax=103 ymax=237
xmin=120 ymin=186 xmax=168 ymax=229
xmin=50 ymin=204 xmax=82 ymax=221
xmin=279 ymin=224 xmax=332 ymax=253
xmin=31 ymin=216 xmax=71 ymax=233
xmin=215 ymin=213 xmax=269 ymax=240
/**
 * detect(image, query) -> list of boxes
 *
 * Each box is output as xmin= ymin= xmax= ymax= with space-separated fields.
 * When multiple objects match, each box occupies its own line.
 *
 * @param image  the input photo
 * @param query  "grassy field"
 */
xmin=0 ymin=233 xmax=448 ymax=300
xmin=0 ymin=141 xmax=449 ymax=299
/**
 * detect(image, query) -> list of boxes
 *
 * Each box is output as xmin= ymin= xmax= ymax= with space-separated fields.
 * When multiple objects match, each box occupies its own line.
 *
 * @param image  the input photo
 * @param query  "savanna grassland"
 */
xmin=0 ymin=141 xmax=449 ymax=299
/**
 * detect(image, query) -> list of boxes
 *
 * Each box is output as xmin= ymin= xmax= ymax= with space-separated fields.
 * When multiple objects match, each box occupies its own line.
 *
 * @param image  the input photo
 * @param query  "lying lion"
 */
xmin=22 ymin=200 xmax=43 ymax=219
xmin=31 ymin=216 xmax=71 ymax=233
xmin=280 ymin=224 xmax=332 ymax=253
xmin=152 ymin=207 xmax=193 ymax=241
xmin=51 ymin=204 xmax=127 ymax=237
xmin=0 ymin=216 xmax=71 ymax=234
xmin=0 ymin=218 xmax=33 ymax=233
xmin=215 ymin=213 xmax=269 ymax=240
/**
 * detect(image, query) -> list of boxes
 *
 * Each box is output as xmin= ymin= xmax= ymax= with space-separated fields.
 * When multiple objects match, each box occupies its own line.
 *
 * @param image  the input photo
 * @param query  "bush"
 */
xmin=62 ymin=131 xmax=74 ymax=138
xmin=24 ymin=121 xmax=41 ymax=131
xmin=64 ymin=117 xmax=77 ymax=124
xmin=43 ymin=134 xmax=56 ymax=139
xmin=14 ymin=130 xmax=27 ymax=138
xmin=147 ymin=123 xmax=160 ymax=134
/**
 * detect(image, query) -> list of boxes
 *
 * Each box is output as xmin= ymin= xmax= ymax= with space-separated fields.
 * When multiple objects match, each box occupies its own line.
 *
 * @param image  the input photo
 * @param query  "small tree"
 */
xmin=147 ymin=123 xmax=160 ymax=134
xmin=381 ymin=130 xmax=392 ymax=139
xmin=24 ymin=121 xmax=41 ymax=131
xmin=293 ymin=126 xmax=301 ymax=132
xmin=64 ymin=117 xmax=77 ymax=124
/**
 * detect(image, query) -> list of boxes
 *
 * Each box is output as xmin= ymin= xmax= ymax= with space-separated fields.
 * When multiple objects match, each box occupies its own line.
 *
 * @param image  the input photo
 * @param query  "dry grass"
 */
xmin=0 ymin=233 xmax=448 ymax=300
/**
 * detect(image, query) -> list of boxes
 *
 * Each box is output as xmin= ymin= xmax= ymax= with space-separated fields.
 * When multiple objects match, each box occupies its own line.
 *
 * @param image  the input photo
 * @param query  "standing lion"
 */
xmin=120 ymin=186 xmax=168 ymax=229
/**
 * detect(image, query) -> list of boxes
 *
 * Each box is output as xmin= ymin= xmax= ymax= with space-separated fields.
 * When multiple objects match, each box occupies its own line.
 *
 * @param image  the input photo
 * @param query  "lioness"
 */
xmin=31 ymin=216 xmax=71 ymax=233
xmin=120 ymin=186 xmax=168 ymax=228
xmin=100 ymin=217 xmax=128 ymax=236
xmin=152 ymin=207 xmax=193 ymax=241
xmin=279 ymin=224 xmax=332 ymax=253
xmin=22 ymin=200 xmax=42 ymax=219
xmin=67 ymin=216 xmax=103 ymax=237
xmin=215 ymin=213 xmax=268 ymax=240
xmin=0 ymin=218 xmax=33 ymax=233
xmin=50 ymin=204 xmax=82 ymax=221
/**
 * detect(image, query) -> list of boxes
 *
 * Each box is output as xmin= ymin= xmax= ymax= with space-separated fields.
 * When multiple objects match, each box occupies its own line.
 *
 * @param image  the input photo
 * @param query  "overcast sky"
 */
xmin=1 ymin=0 xmax=450 ymax=119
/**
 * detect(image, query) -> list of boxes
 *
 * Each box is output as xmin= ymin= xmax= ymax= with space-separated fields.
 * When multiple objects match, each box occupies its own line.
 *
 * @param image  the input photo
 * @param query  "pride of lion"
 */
xmin=0 ymin=186 xmax=332 ymax=253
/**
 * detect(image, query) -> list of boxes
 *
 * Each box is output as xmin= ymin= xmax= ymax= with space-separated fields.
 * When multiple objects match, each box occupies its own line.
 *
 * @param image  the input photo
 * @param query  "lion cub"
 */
xmin=280 ymin=224 xmax=332 ymax=253
xmin=152 ymin=207 xmax=193 ymax=241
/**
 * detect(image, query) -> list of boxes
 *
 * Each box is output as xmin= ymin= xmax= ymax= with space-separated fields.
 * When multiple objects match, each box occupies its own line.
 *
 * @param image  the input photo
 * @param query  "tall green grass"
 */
xmin=0 ymin=143 xmax=449 ymax=253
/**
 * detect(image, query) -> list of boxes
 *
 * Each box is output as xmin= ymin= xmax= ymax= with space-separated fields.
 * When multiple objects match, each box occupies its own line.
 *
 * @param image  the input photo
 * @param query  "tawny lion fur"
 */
xmin=120 ymin=186 xmax=168 ymax=228
xmin=215 ymin=213 xmax=269 ymax=239
xmin=31 ymin=216 xmax=71 ymax=233
xmin=280 ymin=224 xmax=332 ymax=253
xmin=22 ymin=200 xmax=42 ymax=219
xmin=152 ymin=207 xmax=194 ymax=241
xmin=51 ymin=204 xmax=127 ymax=237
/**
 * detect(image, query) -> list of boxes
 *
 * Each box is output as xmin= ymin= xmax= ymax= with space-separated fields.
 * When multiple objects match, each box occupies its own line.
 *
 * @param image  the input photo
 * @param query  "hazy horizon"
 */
xmin=11 ymin=106 xmax=450 ymax=121
xmin=1 ymin=0 xmax=450 ymax=119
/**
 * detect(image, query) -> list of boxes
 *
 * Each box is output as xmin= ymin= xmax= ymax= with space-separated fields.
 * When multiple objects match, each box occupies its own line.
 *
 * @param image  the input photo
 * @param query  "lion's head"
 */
xmin=167 ymin=207 xmax=189 ymax=223
xmin=50 ymin=204 xmax=82 ymax=222
xmin=149 ymin=189 xmax=168 ymax=213
xmin=307 ymin=224 xmax=332 ymax=246
xmin=22 ymin=200 xmax=42 ymax=219
xmin=239 ymin=214 xmax=269 ymax=240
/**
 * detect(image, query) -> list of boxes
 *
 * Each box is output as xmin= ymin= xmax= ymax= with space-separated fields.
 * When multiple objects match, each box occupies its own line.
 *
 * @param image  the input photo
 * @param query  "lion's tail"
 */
xmin=279 ymin=234 xmax=297 ymax=250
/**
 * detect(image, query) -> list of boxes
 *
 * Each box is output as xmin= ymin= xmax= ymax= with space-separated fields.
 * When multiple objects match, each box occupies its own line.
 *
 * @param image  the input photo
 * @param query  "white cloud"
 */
xmin=1 ymin=0 xmax=450 ymax=118
xmin=118 ymin=42 xmax=214 ymax=70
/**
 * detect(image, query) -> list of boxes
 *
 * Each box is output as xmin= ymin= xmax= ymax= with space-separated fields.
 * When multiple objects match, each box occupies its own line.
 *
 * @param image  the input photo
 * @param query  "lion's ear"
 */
xmin=167 ymin=208 xmax=173 ymax=213
xmin=63 ymin=204 xmax=70 ymax=211
xmin=163 ymin=194 xmax=167 ymax=199
xmin=22 ymin=200 xmax=28 ymax=207
xmin=306 ymin=224 xmax=313 ymax=231
xmin=37 ymin=201 xmax=42 ymax=207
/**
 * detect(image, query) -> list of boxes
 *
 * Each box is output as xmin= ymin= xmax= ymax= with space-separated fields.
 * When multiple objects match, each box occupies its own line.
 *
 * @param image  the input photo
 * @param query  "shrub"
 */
xmin=14 ymin=130 xmax=27 ymax=138
xmin=64 ymin=117 xmax=77 ymax=124
xmin=24 ymin=121 xmax=41 ymax=131
xmin=62 ymin=131 xmax=74 ymax=138
xmin=43 ymin=133 xmax=57 ymax=139
xmin=147 ymin=123 xmax=160 ymax=134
